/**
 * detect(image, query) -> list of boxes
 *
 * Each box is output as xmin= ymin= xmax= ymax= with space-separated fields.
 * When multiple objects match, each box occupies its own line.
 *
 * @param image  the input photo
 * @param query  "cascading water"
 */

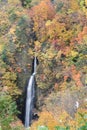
xmin=25 ymin=57 xmax=37 ymax=128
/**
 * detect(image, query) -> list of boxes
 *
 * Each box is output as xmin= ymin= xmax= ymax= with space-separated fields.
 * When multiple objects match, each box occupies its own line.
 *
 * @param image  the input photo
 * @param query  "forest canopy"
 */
xmin=0 ymin=0 xmax=87 ymax=130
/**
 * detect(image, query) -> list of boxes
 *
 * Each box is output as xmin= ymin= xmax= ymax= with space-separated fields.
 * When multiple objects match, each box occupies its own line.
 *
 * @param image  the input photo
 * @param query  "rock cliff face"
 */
xmin=15 ymin=46 xmax=32 ymax=90
xmin=45 ymin=87 xmax=87 ymax=117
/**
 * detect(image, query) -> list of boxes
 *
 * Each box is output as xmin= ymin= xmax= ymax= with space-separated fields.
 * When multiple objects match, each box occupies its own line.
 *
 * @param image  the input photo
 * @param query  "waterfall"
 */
xmin=25 ymin=57 xmax=37 ymax=128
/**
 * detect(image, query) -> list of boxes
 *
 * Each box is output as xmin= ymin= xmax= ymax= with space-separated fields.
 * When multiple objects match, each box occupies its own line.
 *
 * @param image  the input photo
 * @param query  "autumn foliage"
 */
xmin=0 ymin=0 xmax=87 ymax=129
xmin=27 ymin=0 xmax=87 ymax=90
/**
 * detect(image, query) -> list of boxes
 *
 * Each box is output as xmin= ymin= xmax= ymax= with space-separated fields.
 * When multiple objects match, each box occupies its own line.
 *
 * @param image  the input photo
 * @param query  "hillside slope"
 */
xmin=0 ymin=0 xmax=87 ymax=129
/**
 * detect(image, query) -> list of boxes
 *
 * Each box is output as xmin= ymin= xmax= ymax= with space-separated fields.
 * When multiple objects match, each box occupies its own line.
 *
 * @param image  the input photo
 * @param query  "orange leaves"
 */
xmin=28 ymin=0 xmax=85 ymax=91
xmin=71 ymin=65 xmax=83 ymax=87
xmin=62 ymin=46 xmax=71 ymax=55
xmin=29 ymin=0 xmax=55 ymax=42
xmin=73 ymin=72 xmax=82 ymax=87
xmin=16 ymin=67 xmax=22 ymax=73
xmin=31 ymin=110 xmax=58 ymax=130
xmin=83 ymin=26 xmax=87 ymax=33
xmin=77 ymin=32 xmax=83 ymax=43
xmin=70 ymin=0 xmax=79 ymax=11
xmin=54 ymin=83 xmax=59 ymax=90
xmin=71 ymin=65 xmax=77 ymax=74
xmin=30 ymin=0 xmax=55 ymax=21
xmin=76 ymin=26 xmax=87 ymax=44
xmin=64 ymin=75 xmax=68 ymax=82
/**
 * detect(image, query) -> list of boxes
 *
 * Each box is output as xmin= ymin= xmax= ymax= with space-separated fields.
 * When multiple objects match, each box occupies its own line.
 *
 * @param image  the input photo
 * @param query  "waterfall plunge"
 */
xmin=25 ymin=57 xmax=37 ymax=128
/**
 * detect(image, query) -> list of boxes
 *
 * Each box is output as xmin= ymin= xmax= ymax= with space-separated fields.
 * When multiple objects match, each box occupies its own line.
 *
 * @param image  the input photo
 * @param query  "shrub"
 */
xmin=21 ymin=0 xmax=32 ymax=7
xmin=78 ymin=122 xmax=87 ymax=130
xmin=55 ymin=126 xmax=70 ymax=130
xmin=0 ymin=94 xmax=19 ymax=130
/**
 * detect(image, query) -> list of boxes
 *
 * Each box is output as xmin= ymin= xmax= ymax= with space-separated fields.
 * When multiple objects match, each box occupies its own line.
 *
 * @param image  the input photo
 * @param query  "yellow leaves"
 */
xmin=45 ymin=20 xmax=52 ymax=26
xmin=8 ymin=0 xmax=20 ymax=4
xmin=56 ymin=50 xmax=62 ymax=59
xmin=34 ymin=41 xmax=41 ymax=51
xmin=9 ymin=28 xmax=16 ymax=35
xmin=15 ymin=11 xmax=22 ymax=17
xmin=0 ymin=6 xmax=10 ymax=36
xmin=2 ymin=71 xmax=21 ymax=96
xmin=70 ymin=51 xmax=78 ymax=57
xmin=56 ymin=73 xmax=62 ymax=79
xmin=45 ymin=17 xmax=74 ymax=42
xmin=31 ymin=108 xmax=87 ymax=130
xmin=31 ymin=110 xmax=58 ymax=130
xmin=0 ymin=44 xmax=3 ymax=53
xmin=13 ymin=35 xmax=17 ymax=42
xmin=70 ymin=0 xmax=80 ymax=11
xmin=79 ymin=0 xmax=87 ymax=15
xmin=37 ymin=46 xmax=57 ymax=61
xmin=2 ymin=72 xmax=17 ymax=81
xmin=75 ymin=108 xmax=87 ymax=128
xmin=44 ymin=48 xmax=56 ymax=60
xmin=62 ymin=30 xmax=73 ymax=42
xmin=43 ymin=68 xmax=51 ymax=75
xmin=28 ymin=48 xmax=34 ymax=55
xmin=57 ymin=111 xmax=70 ymax=124
xmin=85 ymin=0 xmax=87 ymax=6
xmin=67 ymin=9 xmax=74 ymax=14
xmin=46 ymin=52 xmax=55 ymax=59
xmin=9 ymin=24 xmax=16 ymax=35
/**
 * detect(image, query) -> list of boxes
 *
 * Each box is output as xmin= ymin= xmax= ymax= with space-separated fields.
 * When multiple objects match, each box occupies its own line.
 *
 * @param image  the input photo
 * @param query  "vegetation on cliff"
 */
xmin=0 ymin=0 xmax=87 ymax=129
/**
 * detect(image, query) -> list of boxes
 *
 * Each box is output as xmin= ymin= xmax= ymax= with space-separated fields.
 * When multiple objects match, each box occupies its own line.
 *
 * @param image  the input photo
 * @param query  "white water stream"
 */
xmin=25 ymin=57 xmax=37 ymax=128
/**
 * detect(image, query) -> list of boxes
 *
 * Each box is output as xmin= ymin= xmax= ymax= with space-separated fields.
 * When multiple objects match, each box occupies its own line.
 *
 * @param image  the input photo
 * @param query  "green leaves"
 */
xmin=38 ymin=126 xmax=49 ymax=130
xmin=22 ymin=0 xmax=32 ymax=7
xmin=37 ymin=126 xmax=70 ymax=130
xmin=0 ymin=126 xmax=2 ymax=130
xmin=55 ymin=126 xmax=70 ymax=130
xmin=0 ymin=94 xmax=19 ymax=129
xmin=78 ymin=122 xmax=87 ymax=130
